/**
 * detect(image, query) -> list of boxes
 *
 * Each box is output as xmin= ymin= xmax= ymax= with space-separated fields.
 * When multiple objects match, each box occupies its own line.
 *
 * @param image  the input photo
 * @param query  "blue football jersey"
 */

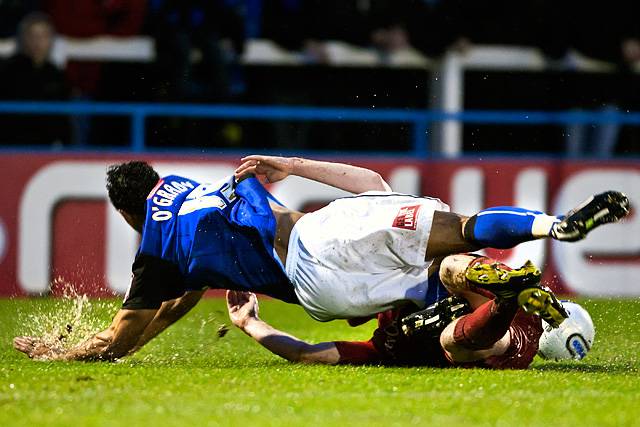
xmin=124 ymin=174 xmax=298 ymax=309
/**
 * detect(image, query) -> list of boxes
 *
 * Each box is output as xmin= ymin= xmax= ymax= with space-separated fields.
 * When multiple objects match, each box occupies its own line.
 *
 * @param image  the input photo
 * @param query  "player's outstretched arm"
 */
xmin=13 ymin=308 xmax=157 ymax=361
xmin=235 ymin=155 xmax=392 ymax=193
xmin=128 ymin=290 xmax=205 ymax=355
xmin=226 ymin=290 xmax=340 ymax=364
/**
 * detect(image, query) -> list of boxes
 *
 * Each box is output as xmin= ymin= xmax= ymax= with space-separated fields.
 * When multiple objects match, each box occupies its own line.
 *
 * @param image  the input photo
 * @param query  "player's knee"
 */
xmin=439 ymin=319 xmax=458 ymax=352
xmin=440 ymin=316 xmax=509 ymax=363
xmin=439 ymin=254 xmax=477 ymax=293
xmin=440 ymin=318 xmax=479 ymax=362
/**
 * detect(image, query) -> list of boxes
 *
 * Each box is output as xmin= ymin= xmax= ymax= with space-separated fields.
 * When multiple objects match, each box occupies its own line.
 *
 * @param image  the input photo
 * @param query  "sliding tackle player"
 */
xmin=227 ymin=254 xmax=593 ymax=368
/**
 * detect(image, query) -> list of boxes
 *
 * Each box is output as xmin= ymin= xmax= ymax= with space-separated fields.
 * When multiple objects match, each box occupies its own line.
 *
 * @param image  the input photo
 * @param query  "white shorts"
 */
xmin=285 ymin=192 xmax=450 ymax=321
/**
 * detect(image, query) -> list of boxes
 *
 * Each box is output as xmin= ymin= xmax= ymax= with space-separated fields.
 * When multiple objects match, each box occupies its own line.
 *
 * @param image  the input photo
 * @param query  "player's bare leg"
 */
xmin=439 ymin=254 xmax=567 ymax=327
xmin=438 ymin=297 xmax=515 ymax=363
xmin=401 ymin=254 xmax=525 ymax=340
xmin=401 ymin=255 xmax=517 ymax=362
xmin=436 ymin=255 xmax=556 ymax=362
xmin=403 ymin=253 xmax=570 ymax=363
xmin=424 ymin=212 xmax=478 ymax=259
xmin=437 ymin=254 xmax=539 ymax=299
xmin=425 ymin=191 xmax=630 ymax=261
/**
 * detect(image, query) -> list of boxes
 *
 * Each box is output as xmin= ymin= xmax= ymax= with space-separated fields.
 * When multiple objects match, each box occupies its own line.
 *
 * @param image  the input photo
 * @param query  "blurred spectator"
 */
xmin=263 ymin=0 xmax=414 ymax=64
xmin=405 ymin=0 xmax=464 ymax=57
xmin=0 ymin=12 xmax=70 ymax=145
xmin=454 ymin=0 xmax=539 ymax=48
xmin=44 ymin=0 xmax=146 ymax=37
xmin=43 ymin=0 xmax=147 ymax=96
xmin=533 ymin=0 xmax=639 ymax=69
xmin=0 ymin=0 xmax=41 ymax=37
xmin=260 ymin=0 xmax=307 ymax=51
xmin=148 ymin=0 xmax=245 ymax=101
xmin=541 ymin=0 xmax=640 ymax=156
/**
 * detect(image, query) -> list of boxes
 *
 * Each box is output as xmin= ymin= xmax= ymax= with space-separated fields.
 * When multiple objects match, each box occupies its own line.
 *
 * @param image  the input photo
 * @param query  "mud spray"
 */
xmin=16 ymin=277 xmax=118 ymax=353
xmin=15 ymin=277 xmax=230 ymax=359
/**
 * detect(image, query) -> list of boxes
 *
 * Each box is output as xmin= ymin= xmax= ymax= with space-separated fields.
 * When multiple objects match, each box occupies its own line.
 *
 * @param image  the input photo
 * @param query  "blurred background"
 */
xmin=0 ymin=0 xmax=638 ymax=298
xmin=0 ymin=0 xmax=639 ymax=154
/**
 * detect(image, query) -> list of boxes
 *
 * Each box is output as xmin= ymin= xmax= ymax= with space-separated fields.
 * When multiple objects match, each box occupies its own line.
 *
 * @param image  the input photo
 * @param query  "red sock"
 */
xmin=453 ymin=299 xmax=519 ymax=350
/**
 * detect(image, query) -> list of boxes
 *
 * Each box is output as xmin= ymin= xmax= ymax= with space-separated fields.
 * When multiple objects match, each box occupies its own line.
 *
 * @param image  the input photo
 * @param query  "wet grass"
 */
xmin=0 ymin=297 xmax=639 ymax=427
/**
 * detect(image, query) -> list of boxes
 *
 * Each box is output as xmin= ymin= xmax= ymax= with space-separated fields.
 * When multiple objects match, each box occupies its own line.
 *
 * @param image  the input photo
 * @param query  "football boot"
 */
xmin=401 ymin=295 xmax=471 ymax=338
xmin=551 ymin=191 xmax=630 ymax=242
xmin=517 ymin=286 xmax=568 ymax=328
xmin=465 ymin=259 xmax=542 ymax=301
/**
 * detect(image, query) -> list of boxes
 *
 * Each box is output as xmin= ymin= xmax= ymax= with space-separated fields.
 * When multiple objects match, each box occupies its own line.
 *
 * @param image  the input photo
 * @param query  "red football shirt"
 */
xmin=335 ymin=308 xmax=543 ymax=369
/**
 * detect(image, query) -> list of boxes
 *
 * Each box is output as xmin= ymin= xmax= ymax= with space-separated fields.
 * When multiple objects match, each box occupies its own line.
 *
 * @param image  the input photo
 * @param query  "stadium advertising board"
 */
xmin=0 ymin=154 xmax=638 ymax=297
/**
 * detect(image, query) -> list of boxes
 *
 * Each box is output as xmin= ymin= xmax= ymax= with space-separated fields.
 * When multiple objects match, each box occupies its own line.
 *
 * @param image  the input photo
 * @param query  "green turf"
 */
xmin=1 ymin=297 xmax=639 ymax=427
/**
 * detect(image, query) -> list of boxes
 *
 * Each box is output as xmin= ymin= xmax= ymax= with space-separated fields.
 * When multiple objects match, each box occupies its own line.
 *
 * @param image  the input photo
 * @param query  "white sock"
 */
xmin=531 ymin=214 xmax=561 ymax=238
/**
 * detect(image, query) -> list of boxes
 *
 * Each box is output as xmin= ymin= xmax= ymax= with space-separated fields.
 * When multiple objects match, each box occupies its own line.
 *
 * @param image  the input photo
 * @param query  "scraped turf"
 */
xmin=1 ymin=297 xmax=639 ymax=427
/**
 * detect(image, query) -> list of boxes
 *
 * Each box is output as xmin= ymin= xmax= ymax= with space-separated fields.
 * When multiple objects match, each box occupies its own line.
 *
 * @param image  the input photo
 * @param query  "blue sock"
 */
xmin=464 ymin=207 xmax=559 ymax=249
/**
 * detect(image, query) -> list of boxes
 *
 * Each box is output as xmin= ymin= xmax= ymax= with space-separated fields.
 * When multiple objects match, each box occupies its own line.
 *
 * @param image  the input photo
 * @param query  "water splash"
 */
xmin=198 ymin=309 xmax=229 ymax=339
xmin=16 ymin=277 xmax=117 ymax=351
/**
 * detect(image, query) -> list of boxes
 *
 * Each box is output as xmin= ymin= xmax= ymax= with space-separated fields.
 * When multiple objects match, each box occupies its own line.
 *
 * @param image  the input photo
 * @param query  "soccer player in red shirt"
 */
xmin=227 ymin=253 xmax=593 ymax=368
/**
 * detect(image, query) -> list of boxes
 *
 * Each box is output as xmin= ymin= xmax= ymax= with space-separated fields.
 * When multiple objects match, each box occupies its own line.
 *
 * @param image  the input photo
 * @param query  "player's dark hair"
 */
xmin=106 ymin=161 xmax=159 ymax=216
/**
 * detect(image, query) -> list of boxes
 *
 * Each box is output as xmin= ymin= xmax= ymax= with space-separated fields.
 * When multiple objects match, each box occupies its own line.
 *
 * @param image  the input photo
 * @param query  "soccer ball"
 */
xmin=537 ymin=301 xmax=595 ymax=361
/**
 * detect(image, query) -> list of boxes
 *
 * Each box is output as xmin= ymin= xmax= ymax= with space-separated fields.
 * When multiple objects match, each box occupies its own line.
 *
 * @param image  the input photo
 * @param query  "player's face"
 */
xmin=23 ymin=23 xmax=53 ymax=65
xmin=119 ymin=210 xmax=144 ymax=233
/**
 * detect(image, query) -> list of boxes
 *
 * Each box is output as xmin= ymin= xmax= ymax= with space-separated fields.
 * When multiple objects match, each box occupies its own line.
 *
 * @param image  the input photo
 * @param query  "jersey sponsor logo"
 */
xmin=392 ymin=205 xmax=421 ymax=230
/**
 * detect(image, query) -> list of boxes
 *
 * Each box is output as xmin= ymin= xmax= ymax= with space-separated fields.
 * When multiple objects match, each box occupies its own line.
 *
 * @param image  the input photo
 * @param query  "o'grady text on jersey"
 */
xmin=148 ymin=179 xmax=195 ymax=221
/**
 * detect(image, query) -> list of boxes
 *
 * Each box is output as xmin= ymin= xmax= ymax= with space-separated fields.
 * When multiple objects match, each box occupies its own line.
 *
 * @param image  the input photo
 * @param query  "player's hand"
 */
xmin=234 ymin=155 xmax=295 ymax=184
xmin=13 ymin=336 xmax=60 ymax=360
xmin=226 ymin=290 xmax=260 ymax=330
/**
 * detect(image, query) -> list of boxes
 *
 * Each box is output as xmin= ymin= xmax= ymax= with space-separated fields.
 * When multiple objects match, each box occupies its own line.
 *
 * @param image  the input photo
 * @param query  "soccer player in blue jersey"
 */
xmin=14 ymin=155 xmax=629 ymax=361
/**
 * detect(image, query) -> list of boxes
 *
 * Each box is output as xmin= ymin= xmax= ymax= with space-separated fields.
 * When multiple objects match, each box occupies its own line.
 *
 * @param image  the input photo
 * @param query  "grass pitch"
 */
xmin=1 ymin=297 xmax=639 ymax=427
